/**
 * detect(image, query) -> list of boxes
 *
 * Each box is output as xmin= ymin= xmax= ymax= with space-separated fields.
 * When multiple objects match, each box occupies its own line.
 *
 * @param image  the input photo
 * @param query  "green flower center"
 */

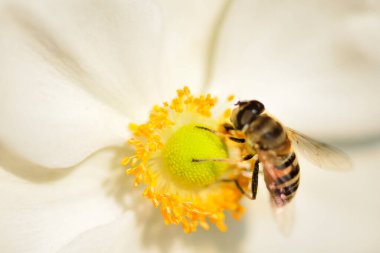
xmin=162 ymin=124 xmax=229 ymax=189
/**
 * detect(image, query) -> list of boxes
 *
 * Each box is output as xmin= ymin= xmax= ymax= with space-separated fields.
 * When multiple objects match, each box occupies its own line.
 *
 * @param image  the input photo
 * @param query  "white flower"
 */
xmin=1 ymin=1 xmax=380 ymax=252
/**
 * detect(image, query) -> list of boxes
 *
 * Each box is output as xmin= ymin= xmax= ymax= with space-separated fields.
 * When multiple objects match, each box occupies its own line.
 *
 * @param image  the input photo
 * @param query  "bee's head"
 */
xmin=230 ymin=100 xmax=265 ymax=130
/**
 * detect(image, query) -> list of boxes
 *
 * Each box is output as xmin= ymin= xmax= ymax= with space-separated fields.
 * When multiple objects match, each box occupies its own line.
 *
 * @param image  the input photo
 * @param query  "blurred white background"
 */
xmin=0 ymin=0 xmax=380 ymax=253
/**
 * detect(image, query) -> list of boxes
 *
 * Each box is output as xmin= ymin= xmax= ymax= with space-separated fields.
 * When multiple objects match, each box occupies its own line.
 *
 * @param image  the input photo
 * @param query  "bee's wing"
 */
xmin=287 ymin=128 xmax=352 ymax=170
xmin=261 ymin=157 xmax=295 ymax=235
xmin=270 ymin=199 xmax=295 ymax=236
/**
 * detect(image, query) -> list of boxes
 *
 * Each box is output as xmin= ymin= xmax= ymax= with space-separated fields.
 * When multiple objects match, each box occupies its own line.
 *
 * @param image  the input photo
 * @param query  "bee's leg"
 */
xmin=235 ymin=179 xmax=255 ymax=200
xmin=222 ymin=123 xmax=235 ymax=132
xmin=229 ymin=137 xmax=246 ymax=143
xmin=221 ymin=123 xmax=247 ymax=143
xmin=221 ymin=179 xmax=254 ymax=200
xmin=218 ymin=158 xmax=259 ymax=200
xmin=239 ymin=154 xmax=257 ymax=174
xmin=251 ymin=160 xmax=260 ymax=200
xmin=231 ymin=160 xmax=260 ymax=200
xmin=228 ymin=159 xmax=259 ymax=200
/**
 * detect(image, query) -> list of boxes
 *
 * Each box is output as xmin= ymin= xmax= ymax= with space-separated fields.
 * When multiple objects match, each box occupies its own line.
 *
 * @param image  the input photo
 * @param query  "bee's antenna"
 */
xmin=192 ymin=158 xmax=231 ymax=163
xmin=194 ymin=125 xmax=245 ymax=143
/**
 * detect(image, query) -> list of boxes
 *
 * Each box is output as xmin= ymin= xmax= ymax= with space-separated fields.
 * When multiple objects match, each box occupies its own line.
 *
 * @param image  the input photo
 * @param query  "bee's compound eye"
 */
xmin=246 ymin=100 xmax=265 ymax=115
xmin=233 ymin=100 xmax=265 ymax=130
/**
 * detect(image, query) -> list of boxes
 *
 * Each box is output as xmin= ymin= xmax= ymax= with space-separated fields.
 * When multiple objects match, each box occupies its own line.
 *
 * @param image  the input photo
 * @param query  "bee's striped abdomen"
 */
xmin=272 ymin=152 xmax=300 ymax=203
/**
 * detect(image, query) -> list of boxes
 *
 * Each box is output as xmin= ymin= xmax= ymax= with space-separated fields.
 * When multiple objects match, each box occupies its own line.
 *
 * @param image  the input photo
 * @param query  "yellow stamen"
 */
xmin=123 ymin=86 xmax=248 ymax=233
xmin=227 ymin=95 xmax=235 ymax=102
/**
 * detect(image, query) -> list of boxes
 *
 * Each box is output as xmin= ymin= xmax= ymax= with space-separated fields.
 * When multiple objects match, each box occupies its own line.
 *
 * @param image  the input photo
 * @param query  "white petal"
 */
xmin=0 ymin=37 xmax=128 ymax=168
xmin=0 ymin=148 xmax=130 ymax=253
xmin=210 ymin=0 xmax=380 ymax=141
xmin=0 ymin=0 xmax=160 ymax=168
xmin=2 ymin=0 xmax=231 ymax=115
xmin=0 ymin=0 xmax=231 ymax=167
xmin=0 ymin=0 xmax=164 ymax=118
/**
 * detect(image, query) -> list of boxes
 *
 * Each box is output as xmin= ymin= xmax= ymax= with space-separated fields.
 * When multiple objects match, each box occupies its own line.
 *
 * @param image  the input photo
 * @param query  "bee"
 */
xmin=229 ymin=100 xmax=351 ymax=208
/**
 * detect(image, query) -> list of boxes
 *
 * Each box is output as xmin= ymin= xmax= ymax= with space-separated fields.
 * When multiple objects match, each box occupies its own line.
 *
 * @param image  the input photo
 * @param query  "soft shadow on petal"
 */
xmin=57 ymin=202 xmax=249 ymax=253
xmin=154 ymin=0 xmax=231 ymax=95
xmin=102 ymin=144 xmax=140 ymax=211
xmin=200 ymin=0 xmax=233 ymax=92
xmin=57 ymin=214 xmax=136 ymax=253
xmin=210 ymin=0 xmax=380 ymax=141
xmin=0 ymin=145 xmax=74 ymax=183
xmin=136 ymin=206 xmax=248 ymax=253
xmin=0 ymin=148 xmax=128 ymax=253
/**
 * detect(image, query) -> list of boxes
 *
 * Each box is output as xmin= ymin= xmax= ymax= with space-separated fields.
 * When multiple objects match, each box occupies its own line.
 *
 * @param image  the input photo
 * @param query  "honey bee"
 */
xmin=229 ymin=100 xmax=351 ymax=208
